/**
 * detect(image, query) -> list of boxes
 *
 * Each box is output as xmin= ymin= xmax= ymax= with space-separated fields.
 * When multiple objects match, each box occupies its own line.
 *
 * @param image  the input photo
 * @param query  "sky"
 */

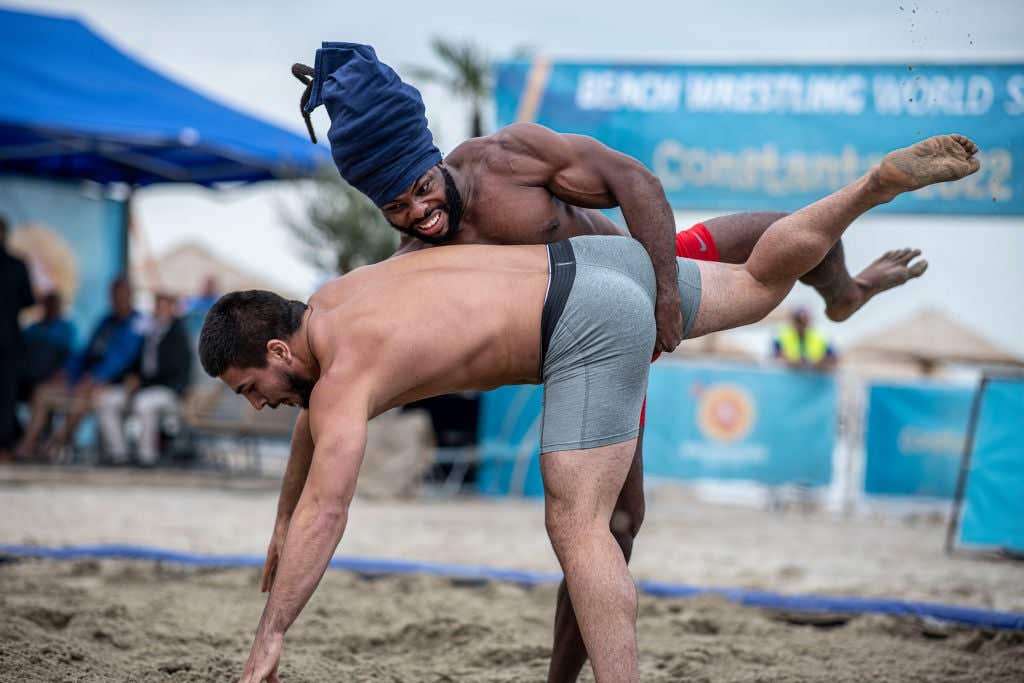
xmin=13 ymin=0 xmax=1024 ymax=355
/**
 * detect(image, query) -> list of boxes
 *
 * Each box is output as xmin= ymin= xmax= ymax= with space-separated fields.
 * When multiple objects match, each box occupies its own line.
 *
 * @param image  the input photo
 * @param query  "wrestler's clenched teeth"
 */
xmin=416 ymin=208 xmax=446 ymax=237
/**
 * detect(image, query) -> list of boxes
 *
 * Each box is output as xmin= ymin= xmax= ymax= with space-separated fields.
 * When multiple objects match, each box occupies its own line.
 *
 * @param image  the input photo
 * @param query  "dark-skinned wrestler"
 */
xmin=274 ymin=42 xmax=928 ymax=683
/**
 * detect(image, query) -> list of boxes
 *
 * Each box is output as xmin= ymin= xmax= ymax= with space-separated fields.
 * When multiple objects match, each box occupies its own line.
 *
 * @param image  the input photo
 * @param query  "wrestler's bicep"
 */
xmin=547 ymin=135 xmax=645 ymax=209
xmin=686 ymin=261 xmax=786 ymax=339
xmin=500 ymin=125 xmax=622 ymax=207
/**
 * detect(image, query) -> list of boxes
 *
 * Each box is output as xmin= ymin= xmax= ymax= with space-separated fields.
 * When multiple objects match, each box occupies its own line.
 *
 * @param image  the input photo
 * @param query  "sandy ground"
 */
xmin=3 ymin=559 xmax=1023 ymax=683
xmin=2 ymin=465 xmax=1023 ymax=681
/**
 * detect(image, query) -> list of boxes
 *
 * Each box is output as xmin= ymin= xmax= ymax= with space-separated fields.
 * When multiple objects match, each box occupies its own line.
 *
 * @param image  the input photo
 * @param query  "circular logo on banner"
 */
xmin=697 ymin=384 xmax=756 ymax=442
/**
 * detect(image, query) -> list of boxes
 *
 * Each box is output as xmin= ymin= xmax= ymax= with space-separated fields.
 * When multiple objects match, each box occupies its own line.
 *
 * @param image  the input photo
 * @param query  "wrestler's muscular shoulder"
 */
xmin=305 ymin=280 xmax=385 ymax=391
xmin=447 ymin=124 xmax=624 ymax=245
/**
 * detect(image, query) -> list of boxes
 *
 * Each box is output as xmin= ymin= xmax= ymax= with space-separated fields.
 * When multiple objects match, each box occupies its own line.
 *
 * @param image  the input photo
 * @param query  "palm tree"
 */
xmin=285 ymin=171 xmax=398 ymax=276
xmin=405 ymin=38 xmax=491 ymax=139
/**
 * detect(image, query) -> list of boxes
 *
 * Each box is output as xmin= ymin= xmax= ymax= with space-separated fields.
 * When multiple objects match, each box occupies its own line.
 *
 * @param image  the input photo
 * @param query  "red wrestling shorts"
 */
xmin=640 ymin=222 xmax=720 ymax=426
xmin=674 ymin=222 xmax=720 ymax=262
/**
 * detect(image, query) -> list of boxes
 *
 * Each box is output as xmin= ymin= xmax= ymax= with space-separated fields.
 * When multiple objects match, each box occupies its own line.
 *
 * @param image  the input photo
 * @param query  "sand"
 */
xmin=3 ymin=559 xmax=1023 ymax=682
xmin=2 ymin=466 xmax=1023 ymax=681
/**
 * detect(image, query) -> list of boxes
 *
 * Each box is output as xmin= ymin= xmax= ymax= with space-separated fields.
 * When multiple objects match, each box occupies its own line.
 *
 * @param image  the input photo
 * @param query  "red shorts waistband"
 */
xmin=675 ymin=222 xmax=719 ymax=261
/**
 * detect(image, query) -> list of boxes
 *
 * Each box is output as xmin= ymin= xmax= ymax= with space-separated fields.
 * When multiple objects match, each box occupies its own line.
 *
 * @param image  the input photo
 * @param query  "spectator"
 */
xmin=95 ymin=292 xmax=192 ymax=466
xmin=16 ymin=277 xmax=143 ymax=461
xmin=20 ymin=291 xmax=76 ymax=398
xmin=772 ymin=307 xmax=837 ymax=370
xmin=0 ymin=215 xmax=34 ymax=460
xmin=184 ymin=275 xmax=220 ymax=316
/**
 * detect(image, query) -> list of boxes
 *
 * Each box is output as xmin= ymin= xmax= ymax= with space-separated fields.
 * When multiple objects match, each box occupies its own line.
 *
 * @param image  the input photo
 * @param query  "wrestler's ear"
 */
xmin=266 ymin=339 xmax=292 ymax=363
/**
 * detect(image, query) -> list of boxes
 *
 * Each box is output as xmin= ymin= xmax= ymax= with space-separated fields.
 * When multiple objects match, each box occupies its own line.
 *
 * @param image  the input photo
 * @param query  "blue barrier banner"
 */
xmin=643 ymin=362 xmax=835 ymax=485
xmin=959 ymin=379 xmax=1024 ymax=553
xmin=477 ymin=384 xmax=546 ymax=496
xmin=864 ymin=383 xmax=973 ymax=499
xmin=0 ymin=176 xmax=125 ymax=342
xmin=477 ymin=363 xmax=836 ymax=495
xmin=495 ymin=61 xmax=1024 ymax=214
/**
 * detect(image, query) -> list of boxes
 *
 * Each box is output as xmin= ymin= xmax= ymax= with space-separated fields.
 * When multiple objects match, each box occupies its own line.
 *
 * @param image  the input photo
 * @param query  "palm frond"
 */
xmin=428 ymin=38 xmax=491 ymax=98
xmin=281 ymin=172 xmax=398 ymax=275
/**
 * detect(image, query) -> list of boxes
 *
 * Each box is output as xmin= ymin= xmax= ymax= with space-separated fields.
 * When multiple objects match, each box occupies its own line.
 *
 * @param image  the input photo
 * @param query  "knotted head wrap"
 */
xmin=299 ymin=42 xmax=442 ymax=207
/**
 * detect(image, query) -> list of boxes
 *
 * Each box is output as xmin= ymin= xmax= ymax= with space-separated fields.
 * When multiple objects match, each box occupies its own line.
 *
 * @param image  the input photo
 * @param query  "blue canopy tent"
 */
xmin=0 ymin=7 xmax=329 ymax=185
xmin=0 ymin=5 xmax=329 ymax=280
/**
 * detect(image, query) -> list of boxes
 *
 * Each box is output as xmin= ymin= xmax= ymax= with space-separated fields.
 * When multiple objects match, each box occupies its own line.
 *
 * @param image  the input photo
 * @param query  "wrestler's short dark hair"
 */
xmin=199 ymin=290 xmax=307 ymax=377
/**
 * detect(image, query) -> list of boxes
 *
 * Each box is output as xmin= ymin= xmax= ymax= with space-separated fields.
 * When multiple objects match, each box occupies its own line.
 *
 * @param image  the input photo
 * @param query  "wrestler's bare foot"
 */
xmin=873 ymin=134 xmax=981 ymax=200
xmin=825 ymin=248 xmax=928 ymax=321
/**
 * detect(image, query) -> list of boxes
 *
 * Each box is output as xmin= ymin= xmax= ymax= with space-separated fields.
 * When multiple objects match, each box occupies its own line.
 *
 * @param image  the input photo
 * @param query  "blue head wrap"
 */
xmin=302 ymin=42 xmax=442 ymax=207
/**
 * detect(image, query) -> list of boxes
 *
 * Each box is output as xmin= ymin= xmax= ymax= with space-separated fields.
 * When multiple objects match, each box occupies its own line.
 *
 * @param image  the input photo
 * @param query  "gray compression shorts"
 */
xmin=539 ymin=235 xmax=702 ymax=453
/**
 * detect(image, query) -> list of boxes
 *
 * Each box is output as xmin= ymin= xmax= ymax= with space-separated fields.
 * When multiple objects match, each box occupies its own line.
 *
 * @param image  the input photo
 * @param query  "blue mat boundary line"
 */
xmin=3 ymin=543 xmax=1022 ymax=631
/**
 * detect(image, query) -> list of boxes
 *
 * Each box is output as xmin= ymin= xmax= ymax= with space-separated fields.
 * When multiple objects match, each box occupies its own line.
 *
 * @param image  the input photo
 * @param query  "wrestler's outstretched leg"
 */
xmin=547 ymin=428 xmax=645 ymax=683
xmin=690 ymin=134 xmax=980 ymax=338
xmin=703 ymin=211 xmax=928 ymax=323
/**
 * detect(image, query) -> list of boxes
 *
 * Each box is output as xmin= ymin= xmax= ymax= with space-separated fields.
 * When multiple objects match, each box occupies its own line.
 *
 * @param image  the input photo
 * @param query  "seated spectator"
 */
xmin=20 ymin=292 xmax=76 ymax=398
xmin=15 ymin=277 xmax=143 ymax=461
xmin=184 ymin=275 xmax=220 ymax=316
xmin=95 ymin=292 xmax=192 ymax=466
xmin=772 ymin=307 xmax=837 ymax=370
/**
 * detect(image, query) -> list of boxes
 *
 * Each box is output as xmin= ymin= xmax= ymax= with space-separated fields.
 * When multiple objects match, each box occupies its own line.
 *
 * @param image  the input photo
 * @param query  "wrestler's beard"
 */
xmin=283 ymin=369 xmax=316 ymax=410
xmin=389 ymin=166 xmax=464 ymax=246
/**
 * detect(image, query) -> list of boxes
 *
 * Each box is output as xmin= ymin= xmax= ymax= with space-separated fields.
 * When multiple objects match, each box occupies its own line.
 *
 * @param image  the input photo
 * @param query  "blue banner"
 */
xmin=495 ymin=61 xmax=1024 ymax=214
xmin=477 ymin=361 xmax=836 ymax=496
xmin=477 ymin=384 xmax=545 ymax=496
xmin=863 ymin=383 xmax=973 ymax=499
xmin=959 ymin=379 xmax=1024 ymax=553
xmin=0 ymin=175 xmax=125 ymax=345
xmin=643 ymin=362 xmax=835 ymax=486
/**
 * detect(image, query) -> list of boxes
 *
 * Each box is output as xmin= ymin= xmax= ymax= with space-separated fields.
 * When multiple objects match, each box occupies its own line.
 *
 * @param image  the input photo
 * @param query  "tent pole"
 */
xmin=122 ymin=187 xmax=133 ymax=278
xmin=945 ymin=375 xmax=988 ymax=555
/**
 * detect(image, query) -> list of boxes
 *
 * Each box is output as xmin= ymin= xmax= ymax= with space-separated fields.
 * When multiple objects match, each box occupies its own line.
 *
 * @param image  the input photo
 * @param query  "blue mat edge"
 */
xmin=2 ymin=543 xmax=1021 ymax=631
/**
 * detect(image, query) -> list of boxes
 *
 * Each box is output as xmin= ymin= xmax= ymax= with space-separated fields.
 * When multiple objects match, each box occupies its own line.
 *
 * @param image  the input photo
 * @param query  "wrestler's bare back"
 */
xmin=306 ymin=243 xmax=551 ymax=417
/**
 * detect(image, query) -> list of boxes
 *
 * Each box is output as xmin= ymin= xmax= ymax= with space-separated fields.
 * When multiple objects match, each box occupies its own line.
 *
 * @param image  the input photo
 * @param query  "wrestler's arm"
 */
xmin=499 ymin=123 xmax=683 ymax=352
xmin=258 ymin=409 xmax=314 ymax=592
xmin=277 ymin=410 xmax=314 ymax=522
xmin=240 ymin=372 xmax=370 ymax=681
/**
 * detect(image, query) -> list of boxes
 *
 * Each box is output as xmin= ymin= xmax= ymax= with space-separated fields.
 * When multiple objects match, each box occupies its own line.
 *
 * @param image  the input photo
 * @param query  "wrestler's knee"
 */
xmin=610 ymin=493 xmax=645 ymax=550
xmin=611 ymin=505 xmax=644 ymax=538
xmin=610 ymin=454 xmax=646 ymax=545
xmin=702 ymin=211 xmax=789 ymax=263
xmin=544 ymin=498 xmax=582 ymax=551
xmin=799 ymin=239 xmax=846 ymax=284
xmin=547 ymin=518 xmax=595 ymax=566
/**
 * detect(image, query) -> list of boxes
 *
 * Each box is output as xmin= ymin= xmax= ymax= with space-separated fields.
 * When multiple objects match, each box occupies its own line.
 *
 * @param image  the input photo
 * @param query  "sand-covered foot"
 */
xmin=825 ymin=248 xmax=928 ymax=321
xmin=875 ymin=134 xmax=981 ymax=197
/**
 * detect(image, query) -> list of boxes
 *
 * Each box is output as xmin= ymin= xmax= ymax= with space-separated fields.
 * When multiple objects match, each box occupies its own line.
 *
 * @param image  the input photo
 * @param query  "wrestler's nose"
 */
xmin=411 ymin=198 xmax=432 ymax=222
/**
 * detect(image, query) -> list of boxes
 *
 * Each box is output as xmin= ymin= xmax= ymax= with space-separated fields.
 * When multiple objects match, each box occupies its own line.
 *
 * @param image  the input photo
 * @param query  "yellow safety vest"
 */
xmin=776 ymin=325 xmax=829 ymax=363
